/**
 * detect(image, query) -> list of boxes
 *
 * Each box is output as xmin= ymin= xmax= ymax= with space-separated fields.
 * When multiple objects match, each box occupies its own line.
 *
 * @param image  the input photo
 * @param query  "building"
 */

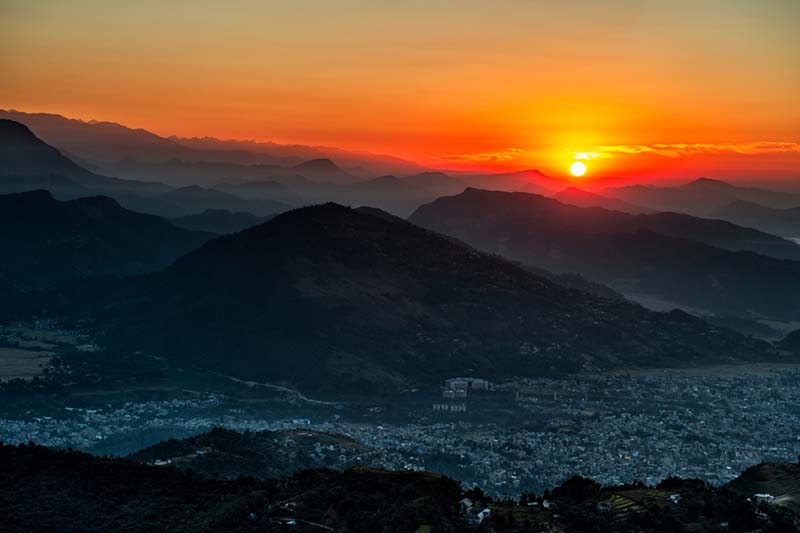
xmin=443 ymin=377 xmax=492 ymax=398
xmin=754 ymin=493 xmax=775 ymax=504
xmin=467 ymin=508 xmax=491 ymax=527
xmin=432 ymin=403 xmax=467 ymax=413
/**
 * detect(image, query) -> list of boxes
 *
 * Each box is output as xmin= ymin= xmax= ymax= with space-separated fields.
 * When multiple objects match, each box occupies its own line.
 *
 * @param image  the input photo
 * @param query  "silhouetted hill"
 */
xmin=0 ymin=118 xmax=87 ymax=176
xmin=412 ymin=188 xmax=800 ymax=259
xmin=95 ymin=203 xmax=776 ymax=397
xmin=350 ymin=174 xmax=411 ymax=191
xmin=0 ymin=190 xmax=212 ymax=289
xmin=713 ymin=200 xmax=800 ymax=238
xmin=1 ymin=110 xmax=425 ymax=184
xmin=0 ymin=443 xmax=462 ymax=533
xmin=0 ymin=118 xmax=175 ymax=209
xmin=462 ymin=168 xmax=567 ymax=195
xmin=605 ymin=178 xmax=800 ymax=217
xmin=402 ymin=171 xmax=468 ymax=196
xmin=171 ymin=209 xmax=274 ymax=234
xmin=3 ymin=442 xmax=797 ymax=532
xmin=129 ymin=427 xmax=370 ymax=478
xmin=554 ymin=186 xmax=653 ymax=214
xmin=409 ymin=188 xmax=800 ymax=321
xmin=290 ymin=158 xmax=357 ymax=184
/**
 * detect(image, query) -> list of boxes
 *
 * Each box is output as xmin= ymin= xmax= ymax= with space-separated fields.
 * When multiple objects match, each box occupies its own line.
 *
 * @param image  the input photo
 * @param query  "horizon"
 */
xmin=2 ymin=1 xmax=799 ymax=183
xmin=1 ymin=107 xmax=797 ymax=192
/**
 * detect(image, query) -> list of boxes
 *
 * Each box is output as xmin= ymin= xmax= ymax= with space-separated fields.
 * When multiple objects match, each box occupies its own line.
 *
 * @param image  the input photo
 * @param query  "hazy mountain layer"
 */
xmin=604 ymin=178 xmax=800 ymax=217
xmin=409 ymin=188 xmax=800 ymax=321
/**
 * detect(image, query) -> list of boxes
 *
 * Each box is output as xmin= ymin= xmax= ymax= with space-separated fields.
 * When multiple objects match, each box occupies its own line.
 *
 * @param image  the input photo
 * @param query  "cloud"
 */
xmin=588 ymin=142 xmax=800 ymax=159
xmin=438 ymin=148 xmax=524 ymax=164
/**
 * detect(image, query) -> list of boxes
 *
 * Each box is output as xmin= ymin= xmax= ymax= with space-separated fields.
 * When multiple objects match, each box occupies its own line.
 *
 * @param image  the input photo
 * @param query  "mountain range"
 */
xmin=604 ymin=178 xmax=800 ymax=221
xmin=0 ymin=190 xmax=211 ymax=289
xmin=0 ymin=109 xmax=425 ymax=179
xmin=0 ymin=119 xmax=292 ymax=218
xmin=409 ymin=188 xmax=800 ymax=323
xmin=3 ymin=441 xmax=799 ymax=532
xmin=554 ymin=186 xmax=653 ymax=214
xmin=0 ymin=119 xmax=168 ymax=198
xmin=77 ymin=203 xmax=782 ymax=397
xmin=712 ymin=201 xmax=800 ymax=238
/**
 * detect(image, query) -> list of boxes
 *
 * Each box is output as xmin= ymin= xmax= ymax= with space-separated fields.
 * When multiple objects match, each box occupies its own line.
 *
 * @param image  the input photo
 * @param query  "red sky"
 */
xmin=2 ymin=0 xmax=799 ymax=182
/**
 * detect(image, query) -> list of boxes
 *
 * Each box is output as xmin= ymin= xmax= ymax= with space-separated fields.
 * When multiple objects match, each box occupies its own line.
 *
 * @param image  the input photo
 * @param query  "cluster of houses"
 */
xmin=433 ymin=377 xmax=492 ymax=413
xmin=460 ymin=498 xmax=491 ymax=527
xmin=432 ymin=403 xmax=466 ymax=413
xmin=442 ymin=377 xmax=491 ymax=399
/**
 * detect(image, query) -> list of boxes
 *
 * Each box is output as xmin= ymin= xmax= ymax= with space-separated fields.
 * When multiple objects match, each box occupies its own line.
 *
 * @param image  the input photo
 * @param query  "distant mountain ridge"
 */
xmin=0 ymin=119 xmax=169 ymax=197
xmin=554 ymin=186 xmax=653 ymax=214
xmin=0 ymin=119 xmax=292 ymax=218
xmin=409 ymin=188 xmax=800 ymax=322
xmin=713 ymin=200 xmax=800 ymax=238
xmin=604 ymin=178 xmax=800 ymax=219
xmin=0 ymin=109 xmax=425 ymax=179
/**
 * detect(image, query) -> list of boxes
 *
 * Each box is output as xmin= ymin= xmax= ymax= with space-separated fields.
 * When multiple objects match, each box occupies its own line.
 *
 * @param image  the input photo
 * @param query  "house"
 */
xmin=459 ymin=497 xmax=473 ymax=514
xmin=597 ymin=501 xmax=614 ymax=511
xmin=467 ymin=508 xmax=491 ymax=527
xmin=753 ymin=493 xmax=775 ymax=504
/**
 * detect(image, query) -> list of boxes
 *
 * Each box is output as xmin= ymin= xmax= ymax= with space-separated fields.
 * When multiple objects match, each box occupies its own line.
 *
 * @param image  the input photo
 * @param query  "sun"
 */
xmin=570 ymin=161 xmax=587 ymax=177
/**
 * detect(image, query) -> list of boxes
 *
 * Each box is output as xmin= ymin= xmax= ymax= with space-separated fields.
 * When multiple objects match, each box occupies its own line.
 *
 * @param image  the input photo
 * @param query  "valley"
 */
xmin=2 ymin=319 xmax=798 ymax=498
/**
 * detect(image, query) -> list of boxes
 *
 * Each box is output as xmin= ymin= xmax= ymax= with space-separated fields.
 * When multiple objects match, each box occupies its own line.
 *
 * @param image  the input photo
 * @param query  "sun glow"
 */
xmin=569 ymin=161 xmax=587 ymax=177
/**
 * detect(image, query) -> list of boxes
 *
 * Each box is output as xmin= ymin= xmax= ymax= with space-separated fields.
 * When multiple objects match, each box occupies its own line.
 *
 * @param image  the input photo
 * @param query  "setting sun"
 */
xmin=570 ymin=161 xmax=587 ymax=177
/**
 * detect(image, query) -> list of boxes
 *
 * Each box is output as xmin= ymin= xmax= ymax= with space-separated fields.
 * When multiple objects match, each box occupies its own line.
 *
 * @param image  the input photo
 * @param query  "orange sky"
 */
xmin=2 ymin=0 xmax=799 ymax=181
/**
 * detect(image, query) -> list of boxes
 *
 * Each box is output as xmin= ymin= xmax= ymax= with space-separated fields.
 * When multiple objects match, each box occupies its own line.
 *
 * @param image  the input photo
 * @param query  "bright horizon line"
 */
xmin=6 ymin=106 xmax=800 ymax=188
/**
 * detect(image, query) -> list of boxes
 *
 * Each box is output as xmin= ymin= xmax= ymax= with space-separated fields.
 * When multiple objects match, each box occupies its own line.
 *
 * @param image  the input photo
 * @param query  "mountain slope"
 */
xmin=554 ymin=186 xmax=653 ymax=214
xmin=409 ymin=188 xmax=800 ymax=321
xmin=605 ymin=178 xmax=800 ymax=217
xmin=129 ymin=427 xmax=369 ymax=478
xmin=93 ymin=203 xmax=777 ymax=397
xmin=411 ymin=188 xmax=800 ymax=260
xmin=0 ymin=119 xmax=170 ymax=197
xmin=713 ymin=201 xmax=800 ymax=238
xmin=0 ymin=118 xmax=87 ymax=176
xmin=1 ymin=443 xmax=463 ymax=533
xmin=0 ymin=190 xmax=212 ymax=289
xmin=1 ymin=109 xmax=425 ymax=180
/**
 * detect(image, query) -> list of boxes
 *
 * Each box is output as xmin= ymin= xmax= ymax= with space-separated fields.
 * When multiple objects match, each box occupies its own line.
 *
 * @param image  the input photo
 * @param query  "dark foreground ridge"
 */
xmin=91 ymin=203 xmax=782 ymax=397
xmin=1 ymin=441 xmax=798 ymax=532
